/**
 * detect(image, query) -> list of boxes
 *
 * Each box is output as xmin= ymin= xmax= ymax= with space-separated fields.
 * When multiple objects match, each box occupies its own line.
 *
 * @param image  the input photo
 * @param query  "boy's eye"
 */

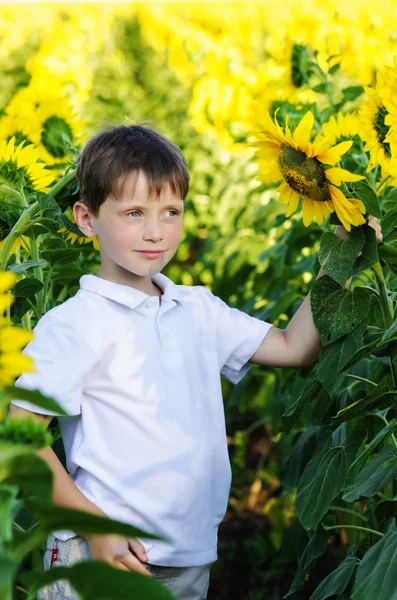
xmin=126 ymin=210 xmax=179 ymax=217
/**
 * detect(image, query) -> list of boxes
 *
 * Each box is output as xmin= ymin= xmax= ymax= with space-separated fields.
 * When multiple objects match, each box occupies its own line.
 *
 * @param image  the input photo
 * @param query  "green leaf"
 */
xmin=4 ymin=386 xmax=68 ymax=416
xmin=11 ymin=277 xmax=43 ymax=299
xmin=317 ymin=320 xmax=367 ymax=394
xmin=280 ymin=427 xmax=324 ymax=491
xmin=318 ymin=229 xmax=365 ymax=285
xmin=10 ymin=500 xmax=166 ymax=562
xmin=350 ymin=181 xmax=382 ymax=218
xmin=296 ymin=432 xmax=363 ymax=530
xmin=310 ymin=275 xmax=370 ymax=346
xmin=41 ymin=248 xmax=81 ymax=266
xmin=281 ymin=369 xmax=329 ymax=432
xmin=7 ymin=260 xmax=47 ymax=275
xmin=379 ymin=242 xmax=397 ymax=275
xmin=1 ymin=449 xmax=53 ymax=500
xmin=35 ymin=192 xmax=64 ymax=221
xmin=381 ymin=205 xmax=397 ymax=240
xmin=345 ymin=419 xmax=397 ymax=486
xmin=328 ymin=63 xmax=341 ymax=76
xmin=22 ymin=560 xmax=176 ymax=600
xmin=343 ymin=445 xmax=397 ymax=502
xmin=308 ymin=556 xmax=356 ymax=600
xmin=331 ymin=375 xmax=397 ymax=426
xmin=351 ymin=223 xmax=379 ymax=275
xmin=284 ymin=523 xmax=330 ymax=598
xmin=375 ymin=500 xmax=397 ymax=533
xmin=341 ymin=86 xmax=365 ymax=103
xmin=352 ymin=519 xmax=397 ymax=600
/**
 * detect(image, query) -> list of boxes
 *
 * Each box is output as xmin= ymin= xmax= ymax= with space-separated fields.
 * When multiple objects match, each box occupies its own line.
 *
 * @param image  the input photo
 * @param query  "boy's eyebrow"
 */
xmin=120 ymin=202 xmax=183 ymax=210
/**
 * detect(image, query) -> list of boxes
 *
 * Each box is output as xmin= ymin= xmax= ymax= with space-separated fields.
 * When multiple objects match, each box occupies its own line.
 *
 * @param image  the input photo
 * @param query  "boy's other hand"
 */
xmin=85 ymin=533 xmax=152 ymax=576
xmin=335 ymin=215 xmax=383 ymax=248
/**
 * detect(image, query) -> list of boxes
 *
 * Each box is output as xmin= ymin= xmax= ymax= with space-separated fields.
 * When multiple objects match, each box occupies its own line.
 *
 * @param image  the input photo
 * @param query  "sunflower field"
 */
xmin=1 ymin=1 xmax=397 ymax=599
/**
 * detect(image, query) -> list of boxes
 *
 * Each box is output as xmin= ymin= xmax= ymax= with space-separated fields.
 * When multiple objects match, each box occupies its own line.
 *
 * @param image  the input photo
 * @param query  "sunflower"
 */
xmin=322 ymin=112 xmax=360 ymax=145
xmin=359 ymin=60 xmax=397 ymax=183
xmin=252 ymin=111 xmax=367 ymax=231
xmin=0 ymin=137 xmax=54 ymax=193
xmin=2 ymin=85 xmax=84 ymax=167
xmin=0 ymin=271 xmax=35 ymax=391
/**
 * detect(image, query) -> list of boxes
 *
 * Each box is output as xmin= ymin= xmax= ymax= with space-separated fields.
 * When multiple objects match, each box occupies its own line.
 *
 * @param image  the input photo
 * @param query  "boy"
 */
xmin=8 ymin=124 xmax=382 ymax=600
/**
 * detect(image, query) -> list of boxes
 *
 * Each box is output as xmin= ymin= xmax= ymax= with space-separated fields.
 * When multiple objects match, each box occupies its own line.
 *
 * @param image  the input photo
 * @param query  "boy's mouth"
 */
xmin=136 ymin=250 xmax=164 ymax=259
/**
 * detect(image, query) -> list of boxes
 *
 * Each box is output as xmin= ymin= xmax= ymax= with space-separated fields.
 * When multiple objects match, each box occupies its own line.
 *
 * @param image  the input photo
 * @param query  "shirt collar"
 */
xmin=79 ymin=272 xmax=187 ymax=311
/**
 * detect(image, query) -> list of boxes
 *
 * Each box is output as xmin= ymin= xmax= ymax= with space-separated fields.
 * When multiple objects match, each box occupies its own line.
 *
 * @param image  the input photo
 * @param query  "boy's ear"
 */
xmin=73 ymin=201 xmax=97 ymax=238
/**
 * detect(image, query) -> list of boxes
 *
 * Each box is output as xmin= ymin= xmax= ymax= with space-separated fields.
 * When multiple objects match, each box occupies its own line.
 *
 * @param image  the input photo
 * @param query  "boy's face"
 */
xmin=73 ymin=171 xmax=184 ymax=289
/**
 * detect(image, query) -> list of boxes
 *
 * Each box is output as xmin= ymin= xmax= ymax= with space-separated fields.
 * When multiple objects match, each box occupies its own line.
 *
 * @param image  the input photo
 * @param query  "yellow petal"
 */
xmin=256 ymin=141 xmax=282 ymax=161
xmin=301 ymin=197 xmax=315 ymax=226
xmin=328 ymin=186 xmax=366 ymax=230
xmin=282 ymin=187 xmax=300 ymax=215
xmin=293 ymin=111 xmax=314 ymax=153
xmin=317 ymin=140 xmax=353 ymax=165
xmin=325 ymin=167 xmax=365 ymax=187
xmin=0 ymin=272 xmax=17 ymax=293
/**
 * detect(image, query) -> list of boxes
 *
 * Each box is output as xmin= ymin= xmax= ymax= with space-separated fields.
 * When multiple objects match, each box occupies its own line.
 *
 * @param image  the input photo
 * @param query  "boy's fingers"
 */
xmin=120 ymin=553 xmax=152 ymax=576
xmin=128 ymin=538 xmax=148 ymax=562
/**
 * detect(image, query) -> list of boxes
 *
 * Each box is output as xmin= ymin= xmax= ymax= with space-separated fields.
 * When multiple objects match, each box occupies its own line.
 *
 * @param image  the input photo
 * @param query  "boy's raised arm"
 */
xmin=249 ymin=218 xmax=383 ymax=369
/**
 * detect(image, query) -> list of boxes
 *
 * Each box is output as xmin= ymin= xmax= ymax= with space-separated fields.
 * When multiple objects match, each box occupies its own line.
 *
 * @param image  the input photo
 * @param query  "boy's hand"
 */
xmin=85 ymin=534 xmax=152 ymax=576
xmin=335 ymin=215 xmax=383 ymax=254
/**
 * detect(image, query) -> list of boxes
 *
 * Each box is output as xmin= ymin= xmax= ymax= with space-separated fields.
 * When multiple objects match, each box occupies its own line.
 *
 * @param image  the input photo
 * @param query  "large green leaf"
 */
xmin=310 ymin=275 xmax=370 ymax=346
xmin=331 ymin=375 xmax=396 ymax=426
xmin=345 ymin=418 xmax=397 ymax=487
xmin=352 ymin=519 xmax=397 ymax=600
xmin=379 ymin=242 xmax=397 ymax=275
xmin=281 ymin=369 xmax=329 ymax=432
xmin=22 ymin=560 xmax=176 ymax=600
xmin=351 ymin=223 xmax=379 ymax=275
xmin=350 ymin=181 xmax=382 ymax=219
xmin=317 ymin=320 xmax=368 ymax=395
xmin=280 ymin=427 xmax=324 ymax=491
xmin=318 ymin=229 xmax=364 ymax=285
xmin=11 ymin=277 xmax=43 ymax=299
xmin=343 ymin=445 xmax=397 ymax=502
xmin=296 ymin=432 xmax=363 ymax=530
xmin=308 ymin=555 xmax=356 ymax=600
xmin=10 ymin=501 xmax=166 ymax=562
xmin=284 ymin=523 xmax=330 ymax=598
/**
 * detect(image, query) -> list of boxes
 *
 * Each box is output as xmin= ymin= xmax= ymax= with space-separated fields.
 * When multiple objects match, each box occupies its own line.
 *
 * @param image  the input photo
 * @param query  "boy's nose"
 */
xmin=142 ymin=220 xmax=164 ymax=242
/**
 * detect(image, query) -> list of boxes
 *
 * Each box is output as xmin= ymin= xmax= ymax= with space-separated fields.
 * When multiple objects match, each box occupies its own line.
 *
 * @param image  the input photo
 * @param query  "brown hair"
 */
xmin=76 ymin=123 xmax=190 ymax=216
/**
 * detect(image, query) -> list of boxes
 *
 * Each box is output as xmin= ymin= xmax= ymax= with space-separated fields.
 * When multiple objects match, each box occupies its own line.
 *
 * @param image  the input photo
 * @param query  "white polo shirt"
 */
xmin=11 ymin=273 xmax=272 ymax=567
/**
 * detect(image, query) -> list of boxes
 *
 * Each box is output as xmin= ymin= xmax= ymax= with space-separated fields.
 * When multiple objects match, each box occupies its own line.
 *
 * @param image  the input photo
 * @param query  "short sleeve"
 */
xmin=10 ymin=313 xmax=99 ymax=417
xmin=201 ymin=288 xmax=273 ymax=384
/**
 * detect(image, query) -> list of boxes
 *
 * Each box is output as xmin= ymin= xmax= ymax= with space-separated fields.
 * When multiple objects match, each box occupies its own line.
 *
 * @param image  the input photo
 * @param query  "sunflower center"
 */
xmin=278 ymin=145 xmax=331 ymax=202
xmin=291 ymin=44 xmax=313 ymax=88
xmin=41 ymin=116 xmax=73 ymax=159
xmin=374 ymin=106 xmax=391 ymax=156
